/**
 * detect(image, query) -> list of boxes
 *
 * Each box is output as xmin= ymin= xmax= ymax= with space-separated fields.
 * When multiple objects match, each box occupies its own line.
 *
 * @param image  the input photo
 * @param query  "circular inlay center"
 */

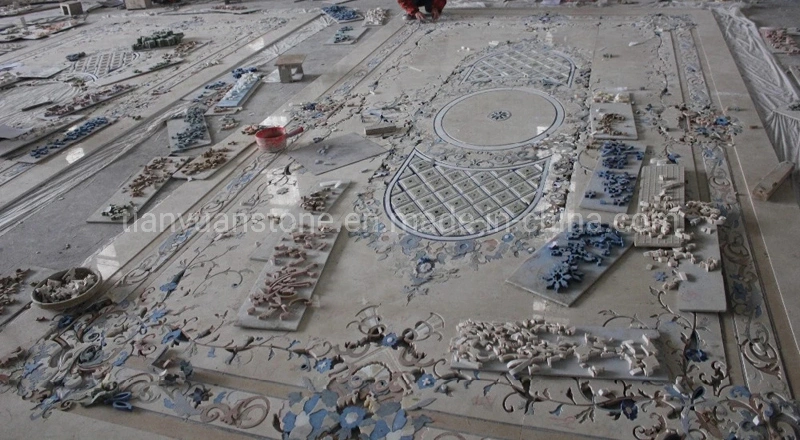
xmin=488 ymin=110 xmax=511 ymax=121
xmin=434 ymin=88 xmax=564 ymax=151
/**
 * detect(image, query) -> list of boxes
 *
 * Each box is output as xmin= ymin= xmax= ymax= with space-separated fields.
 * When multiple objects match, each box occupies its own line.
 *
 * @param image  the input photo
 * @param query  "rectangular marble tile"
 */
xmin=590 ymin=101 xmax=638 ymax=140
xmin=288 ymin=133 xmax=385 ymax=175
xmin=93 ymin=58 xmax=184 ymax=88
xmin=0 ymin=115 xmax=85 ymax=158
xmin=249 ymin=180 xmax=349 ymax=261
xmin=87 ymin=157 xmax=189 ymax=223
xmin=506 ymin=230 xmax=633 ymax=307
xmin=237 ymin=225 xmax=342 ymax=330
xmin=634 ymin=164 xmax=685 ymax=247
xmin=167 ymin=108 xmax=212 ymax=153
xmin=44 ymin=85 xmax=136 ymax=117
xmin=678 ymin=224 xmax=726 ymax=312
xmin=579 ymin=143 xmax=645 ymax=213
xmin=16 ymin=117 xmax=117 ymax=164
xmin=172 ymin=142 xmax=252 ymax=180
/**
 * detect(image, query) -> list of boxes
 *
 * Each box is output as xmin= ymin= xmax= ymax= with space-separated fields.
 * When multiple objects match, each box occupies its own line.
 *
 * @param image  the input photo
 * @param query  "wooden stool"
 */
xmin=275 ymin=54 xmax=306 ymax=83
xmin=60 ymin=1 xmax=83 ymax=16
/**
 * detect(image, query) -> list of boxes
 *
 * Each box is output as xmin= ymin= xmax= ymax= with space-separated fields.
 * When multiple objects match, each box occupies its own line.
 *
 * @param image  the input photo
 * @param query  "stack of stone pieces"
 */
xmin=33 ymin=269 xmax=97 ymax=304
xmin=133 ymin=30 xmax=185 ymax=50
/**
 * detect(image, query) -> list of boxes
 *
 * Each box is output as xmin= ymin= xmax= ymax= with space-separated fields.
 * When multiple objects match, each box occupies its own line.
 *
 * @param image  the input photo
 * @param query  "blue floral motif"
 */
xmin=729 ymin=386 xmax=751 ymax=399
xmin=685 ymin=348 xmax=708 ymax=362
xmin=381 ymin=333 xmax=399 ymax=348
xmin=416 ymin=373 xmax=435 ymax=389
xmin=112 ymin=350 xmax=130 ymax=367
xmin=339 ymin=406 xmax=366 ymax=429
xmin=620 ymin=399 xmax=638 ymax=420
xmin=369 ymin=409 xmax=414 ymax=440
xmin=282 ymin=411 xmax=297 ymax=432
xmin=315 ymin=358 xmax=333 ymax=373
xmin=452 ymin=240 xmax=475 ymax=257
xmin=415 ymin=256 xmax=435 ymax=274
xmin=149 ymin=309 xmax=168 ymax=322
xmin=57 ymin=315 xmax=74 ymax=329
xmin=162 ymin=329 xmax=188 ymax=345
xmin=22 ymin=362 xmax=41 ymax=378
xmin=654 ymin=272 xmax=667 ymax=282
xmin=400 ymin=235 xmax=421 ymax=255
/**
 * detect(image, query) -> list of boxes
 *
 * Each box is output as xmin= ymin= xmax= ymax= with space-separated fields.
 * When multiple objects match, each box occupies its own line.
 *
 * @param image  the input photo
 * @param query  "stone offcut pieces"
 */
xmin=450 ymin=319 xmax=667 ymax=381
xmin=579 ymin=141 xmax=644 ymax=213
xmin=363 ymin=8 xmax=387 ymax=26
xmin=18 ymin=117 xmax=116 ymax=164
xmin=506 ymin=222 xmax=632 ymax=307
xmin=167 ymin=106 xmax=212 ymax=153
xmin=321 ymin=5 xmax=363 ymax=23
xmin=132 ymin=30 xmax=184 ymax=50
xmin=44 ymin=84 xmax=135 ymax=117
xmin=590 ymin=93 xmax=637 ymax=140
xmin=325 ymin=26 xmax=367 ymax=45
xmin=87 ymin=157 xmax=188 ymax=223
xmin=250 ymin=181 xmax=349 ymax=262
xmin=237 ymin=225 xmax=342 ymax=331
xmin=172 ymin=142 xmax=250 ymax=180
xmin=632 ymin=164 xmax=685 ymax=247
xmin=0 ymin=115 xmax=85 ymax=158
xmin=0 ymin=267 xmax=56 ymax=326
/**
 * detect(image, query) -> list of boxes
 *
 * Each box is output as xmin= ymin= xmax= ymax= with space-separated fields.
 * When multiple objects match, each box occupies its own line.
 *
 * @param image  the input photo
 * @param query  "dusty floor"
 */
xmin=0 ymin=0 xmax=799 ymax=439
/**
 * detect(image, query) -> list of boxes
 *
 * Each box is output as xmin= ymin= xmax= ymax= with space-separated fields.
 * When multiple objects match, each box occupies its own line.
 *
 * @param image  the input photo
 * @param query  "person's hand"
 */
xmin=414 ymin=11 xmax=426 ymax=21
xmin=431 ymin=9 xmax=440 ymax=21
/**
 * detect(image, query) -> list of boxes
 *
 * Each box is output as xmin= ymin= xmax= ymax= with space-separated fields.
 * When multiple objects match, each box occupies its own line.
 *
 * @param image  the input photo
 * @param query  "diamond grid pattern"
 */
xmin=463 ymin=46 xmax=574 ymax=85
xmin=388 ymin=155 xmax=548 ymax=239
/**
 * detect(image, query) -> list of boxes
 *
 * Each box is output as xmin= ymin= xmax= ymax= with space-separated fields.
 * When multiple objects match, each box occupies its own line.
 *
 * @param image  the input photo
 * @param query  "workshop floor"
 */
xmin=0 ymin=1 xmax=799 ymax=439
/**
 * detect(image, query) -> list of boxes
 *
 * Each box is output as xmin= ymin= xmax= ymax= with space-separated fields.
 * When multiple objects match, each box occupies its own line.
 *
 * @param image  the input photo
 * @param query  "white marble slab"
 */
xmin=287 ymin=133 xmax=385 ymax=175
xmin=590 ymin=101 xmax=638 ymax=140
xmin=172 ymin=142 xmax=252 ymax=180
xmin=87 ymin=157 xmax=189 ymax=223
xmin=0 ymin=115 xmax=86 ymax=158
xmin=506 ymin=228 xmax=633 ymax=307
xmin=237 ymin=225 xmax=342 ymax=330
xmin=579 ymin=143 xmax=645 ymax=213
xmin=634 ymin=164 xmax=685 ymax=248
xmin=677 ymin=224 xmax=726 ymax=313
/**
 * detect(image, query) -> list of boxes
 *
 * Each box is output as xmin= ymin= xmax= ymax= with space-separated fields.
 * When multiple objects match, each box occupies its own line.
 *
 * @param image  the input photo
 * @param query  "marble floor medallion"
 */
xmin=385 ymin=150 xmax=550 ymax=240
xmin=433 ymin=87 xmax=565 ymax=150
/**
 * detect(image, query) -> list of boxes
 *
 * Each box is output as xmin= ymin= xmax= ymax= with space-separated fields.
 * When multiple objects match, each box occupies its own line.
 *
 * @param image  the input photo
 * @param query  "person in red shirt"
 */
xmin=397 ymin=0 xmax=446 ymax=21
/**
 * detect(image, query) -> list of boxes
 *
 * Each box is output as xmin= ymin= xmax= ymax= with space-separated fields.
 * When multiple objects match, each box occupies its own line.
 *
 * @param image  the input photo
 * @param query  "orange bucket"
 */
xmin=255 ymin=126 xmax=304 ymax=152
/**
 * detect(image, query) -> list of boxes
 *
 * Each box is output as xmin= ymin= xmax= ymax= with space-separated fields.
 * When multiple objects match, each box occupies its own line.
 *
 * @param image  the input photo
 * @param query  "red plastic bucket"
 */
xmin=255 ymin=126 xmax=304 ymax=152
